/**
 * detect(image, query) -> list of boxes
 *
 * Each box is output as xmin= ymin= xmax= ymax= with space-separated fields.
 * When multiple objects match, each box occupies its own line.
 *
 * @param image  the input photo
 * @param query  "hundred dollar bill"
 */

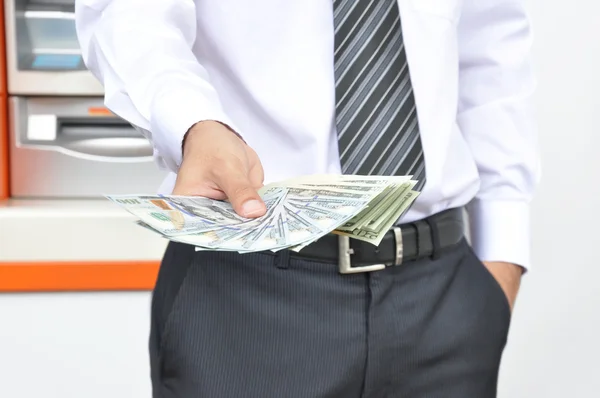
xmin=266 ymin=175 xmax=419 ymax=252
xmin=169 ymin=224 xmax=252 ymax=248
xmin=284 ymin=180 xmax=394 ymax=195
xmin=333 ymin=190 xmax=420 ymax=245
xmin=360 ymin=182 xmax=416 ymax=231
xmin=274 ymin=174 xmax=412 ymax=186
xmin=135 ymin=220 xmax=168 ymax=236
xmin=244 ymin=211 xmax=290 ymax=252
xmin=282 ymin=207 xmax=328 ymax=245
xmin=287 ymin=242 xmax=311 ymax=253
xmin=135 ymin=214 xmax=255 ymax=251
xmin=107 ymin=195 xmax=232 ymax=236
xmin=287 ymin=197 xmax=372 ymax=217
xmin=112 ymin=174 xmax=421 ymax=254
xmin=289 ymin=191 xmax=420 ymax=252
xmin=106 ymin=187 xmax=287 ymax=237
xmin=262 ymin=184 xmax=382 ymax=204
xmin=171 ymin=214 xmax=271 ymax=250
xmin=366 ymin=190 xmax=419 ymax=235
xmin=267 ymin=213 xmax=327 ymax=253
xmin=334 ymin=186 xmax=396 ymax=232
xmin=285 ymin=229 xmax=333 ymax=253
xmin=335 ymin=181 xmax=414 ymax=232
xmin=179 ymin=190 xmax=288 ymax=250
xmin=228 ymin=190 xmax=297 ymax=251
xmin=260 ymin=209 xmax=290 ymax=250
xmin=284 ymin=201 xmax=361 ymax=232
xmin=244 ymin=201 xmax=335 ymax=253
xmin=287 ymin=187 xmax=382 ymax=201
xmin=233 ymin=209 xmax=288 ymax=252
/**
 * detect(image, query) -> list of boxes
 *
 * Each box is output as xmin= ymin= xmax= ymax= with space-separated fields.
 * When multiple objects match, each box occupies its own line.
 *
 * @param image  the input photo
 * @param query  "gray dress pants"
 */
xmin=149 ymin=238 xmax=511 ymax=397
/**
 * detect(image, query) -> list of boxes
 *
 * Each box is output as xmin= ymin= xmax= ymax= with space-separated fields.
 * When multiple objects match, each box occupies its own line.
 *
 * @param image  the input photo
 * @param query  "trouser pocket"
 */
xmin=149 ymin=242 xmax=196 ymax=387
xmin=466 ymin=244 xmax=512 ymax=332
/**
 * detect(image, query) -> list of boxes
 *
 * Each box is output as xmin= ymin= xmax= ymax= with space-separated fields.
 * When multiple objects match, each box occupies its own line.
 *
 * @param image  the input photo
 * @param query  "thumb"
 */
xmin=218 ymin=173 xmax=267 ymax=218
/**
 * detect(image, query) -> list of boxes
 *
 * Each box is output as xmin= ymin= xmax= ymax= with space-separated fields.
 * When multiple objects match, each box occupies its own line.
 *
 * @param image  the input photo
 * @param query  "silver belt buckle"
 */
xmin=337 ymin=228 xmax=404 ymax=274
xmin=338 ymin=235 xmax=385 ymax=274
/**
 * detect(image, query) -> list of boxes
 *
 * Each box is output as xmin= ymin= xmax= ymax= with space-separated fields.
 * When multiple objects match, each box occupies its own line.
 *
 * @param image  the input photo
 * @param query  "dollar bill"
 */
xmin=246 ymin=201 xmax=333 ymax=253
xmin=287 ymin=197 xmax=372 ymax=216
xmin=188 ymin=190 xmax=288 ymax=250
xmin=108 ymin=195 xmax=233 ymax=236
xmin=283 ymin=207 xmax=328 ymax=245
xmin=111 ymin=174 xmax=422 ymax=253
xmin=107 ymin=188 xmax=287 ymax=237
xmin=335 ymin=181 xmax=414 ymax=232
xmin=285 ymin=182 xmax=391 ymax=195
xmin=360 ymin=182 xmax=416 ymax=231
xmin=272 ymin=174 xmax=411 ymax=186
xmin=369 ymin=190 xmax=419 ymax=234
xmin=334 ymin=187 xmax=395 ymax=231
xmin=233 ymin=211 xmax=287 ymax=252
xmin=284 ymin=201 xmax=360 ymax=233
xmin=260 ymin=180 xmax=385 ymax=200
xmin=286 ymin=187 xmax=381 ymax=203
xmin=333 ymin=190 xmax=420 ymax=245
xmin=164 ymin=224 xmax=241 ymax=246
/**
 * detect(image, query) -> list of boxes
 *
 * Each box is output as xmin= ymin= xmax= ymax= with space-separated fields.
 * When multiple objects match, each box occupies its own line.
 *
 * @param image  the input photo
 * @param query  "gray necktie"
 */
xmin=334 ymin=0 xmax=426 ymax=190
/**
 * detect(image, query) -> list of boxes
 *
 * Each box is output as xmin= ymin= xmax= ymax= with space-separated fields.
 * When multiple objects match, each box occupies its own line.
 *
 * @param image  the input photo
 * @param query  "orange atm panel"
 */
xmin=0 ymin=261 xmax=160 ymax=292
xmin=0 ymin=95 xmax=7 ymax=200
xmin=0 ymin=0 xmax=8 ymax=199
xmin=0 ymin=0 xmax=161 ymax=292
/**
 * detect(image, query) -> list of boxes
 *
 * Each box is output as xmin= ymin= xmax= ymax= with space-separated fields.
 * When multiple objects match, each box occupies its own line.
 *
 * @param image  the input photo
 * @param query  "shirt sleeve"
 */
xmin=457 ymin=0 xmax=542 ymax=271
xmin=75 ymin=0 xmax=240 ymax=172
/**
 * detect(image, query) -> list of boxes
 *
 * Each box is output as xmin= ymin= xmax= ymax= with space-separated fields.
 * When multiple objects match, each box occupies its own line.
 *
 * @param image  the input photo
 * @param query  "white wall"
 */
xmin=1 ymin=0 xmax=599 ymax=397
xmin=0 ymin=292 xmax=152 ymax=398
xmin=498 ymin=0 xmax=600 ymax=396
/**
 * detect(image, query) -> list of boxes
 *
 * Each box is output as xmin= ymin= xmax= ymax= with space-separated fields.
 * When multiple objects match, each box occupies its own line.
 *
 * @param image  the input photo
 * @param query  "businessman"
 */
xmin=76 ymin=0 xmax=540 ymax=397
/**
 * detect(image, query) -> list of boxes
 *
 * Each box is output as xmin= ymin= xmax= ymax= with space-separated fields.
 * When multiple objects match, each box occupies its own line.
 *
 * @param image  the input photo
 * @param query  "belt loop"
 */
xmin=413 ymin=220 xmax=431 ymax=259
xmin=275 ymin=250 xmax=290 ymax=269
xmin=413 ymin=221 xmax=423 ymax=258
xmin=425 ymin=217 xmax=441 ymax=260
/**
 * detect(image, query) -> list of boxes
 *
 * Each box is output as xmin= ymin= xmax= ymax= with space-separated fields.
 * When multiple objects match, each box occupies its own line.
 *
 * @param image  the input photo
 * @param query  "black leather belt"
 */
xmin=288 ymin=207 xmax=465 ymax=274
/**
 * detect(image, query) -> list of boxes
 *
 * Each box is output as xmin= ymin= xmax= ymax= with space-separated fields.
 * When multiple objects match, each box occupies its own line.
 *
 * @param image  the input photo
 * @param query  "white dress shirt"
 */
xmin=75 ymin=0 xmax=541 ymax=270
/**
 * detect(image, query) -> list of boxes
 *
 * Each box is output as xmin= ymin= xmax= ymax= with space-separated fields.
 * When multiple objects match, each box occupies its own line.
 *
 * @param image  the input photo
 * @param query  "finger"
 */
xmin=172 ymin=176 xmax=228 ymax=200
xmin=249 ymin=163 xmax=265 ymax=189
xmin=173 ymin=186 xmax=228 ymax=200
xmin=214 ymin=168 xmax=266 ymax=218
xmin=247 ymin=147 xmax=265 ymax=190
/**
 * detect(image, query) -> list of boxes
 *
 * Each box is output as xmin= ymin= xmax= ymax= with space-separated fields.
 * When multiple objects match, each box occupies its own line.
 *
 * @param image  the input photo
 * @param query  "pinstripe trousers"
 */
xmin=149 ymin=238 xmax=511 ymax=398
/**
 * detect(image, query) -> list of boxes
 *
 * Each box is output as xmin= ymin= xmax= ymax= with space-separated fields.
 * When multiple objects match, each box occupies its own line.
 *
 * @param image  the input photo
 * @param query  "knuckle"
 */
xmin=211 ymin=167 xmax=236 ymax=183
xmin=203 ymin=154 xmax=222 ymax=168
xmin=211 ymin=159 xmax=245 ymax=179
xmin=207 ymin=158 xmax=231 ymax=177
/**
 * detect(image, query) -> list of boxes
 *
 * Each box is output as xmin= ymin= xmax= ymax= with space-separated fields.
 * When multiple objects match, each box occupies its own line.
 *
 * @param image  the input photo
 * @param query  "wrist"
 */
xmin=182 ymin=120 xmax=244 ymax=157
xmin=484 ymin=261 xmax=525 ymax=277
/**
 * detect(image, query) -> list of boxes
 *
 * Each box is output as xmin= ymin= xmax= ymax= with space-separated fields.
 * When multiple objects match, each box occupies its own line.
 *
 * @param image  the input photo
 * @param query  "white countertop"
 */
xmin=0 ymin=199 xmax=168 ymax=262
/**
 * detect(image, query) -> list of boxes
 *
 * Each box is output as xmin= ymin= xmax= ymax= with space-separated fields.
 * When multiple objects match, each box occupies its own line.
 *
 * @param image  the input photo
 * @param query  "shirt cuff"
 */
xmin=466 ymin=199 xmax=532 ymax=272
xmin=148 ymin=84 xmax=239 ymax=172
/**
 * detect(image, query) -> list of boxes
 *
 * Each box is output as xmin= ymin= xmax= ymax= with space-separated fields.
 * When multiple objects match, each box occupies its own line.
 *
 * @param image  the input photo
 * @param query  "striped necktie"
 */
xmin=333 ymin=0 xmax=426 ymax=190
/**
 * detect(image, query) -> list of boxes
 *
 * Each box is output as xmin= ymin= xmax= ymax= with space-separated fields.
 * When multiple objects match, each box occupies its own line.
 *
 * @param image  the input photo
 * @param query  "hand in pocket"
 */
xmin=482 ymin=261 xmax=524 ymax=312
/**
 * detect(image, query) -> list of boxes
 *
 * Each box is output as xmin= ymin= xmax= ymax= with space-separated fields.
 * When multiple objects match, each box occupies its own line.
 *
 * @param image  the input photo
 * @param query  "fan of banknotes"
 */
xmin=105 ymin=174 xmax=420 ymax=253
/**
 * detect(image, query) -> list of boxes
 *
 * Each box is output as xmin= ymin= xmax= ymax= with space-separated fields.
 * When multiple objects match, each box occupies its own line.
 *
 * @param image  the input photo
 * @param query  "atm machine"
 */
xmin=3 ymin=0 xmax=167 ymax=198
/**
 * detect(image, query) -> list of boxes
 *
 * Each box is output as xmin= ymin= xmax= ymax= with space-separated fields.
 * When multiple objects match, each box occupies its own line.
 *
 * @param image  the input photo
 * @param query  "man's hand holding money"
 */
xmin=173 ymin=121 xmax=267 ymax=218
